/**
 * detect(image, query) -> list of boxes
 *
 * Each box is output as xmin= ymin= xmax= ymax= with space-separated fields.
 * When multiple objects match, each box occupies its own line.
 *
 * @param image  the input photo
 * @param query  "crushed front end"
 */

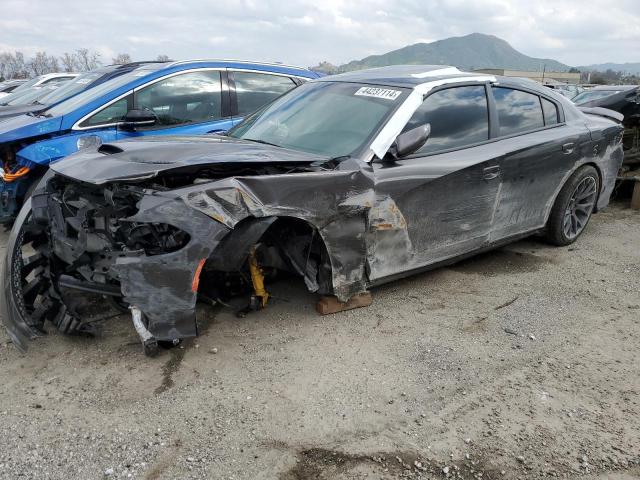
xmin=1 ymin=173 xmax=230 ymax=354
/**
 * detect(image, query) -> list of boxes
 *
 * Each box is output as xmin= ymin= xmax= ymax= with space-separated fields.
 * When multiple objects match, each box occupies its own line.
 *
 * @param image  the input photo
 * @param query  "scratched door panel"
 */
xmin=368 ymin=146 xmax=500 ymax=281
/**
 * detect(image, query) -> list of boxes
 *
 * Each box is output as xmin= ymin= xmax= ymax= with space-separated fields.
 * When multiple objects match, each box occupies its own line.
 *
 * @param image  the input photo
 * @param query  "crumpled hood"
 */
xmin=0 ymin=113 xmax=62 ymax=142
xmin=50 ymin=135 xmax=326 ymax=185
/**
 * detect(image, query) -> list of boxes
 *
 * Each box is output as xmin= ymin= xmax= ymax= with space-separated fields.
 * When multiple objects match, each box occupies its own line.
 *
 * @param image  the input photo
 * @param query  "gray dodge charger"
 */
xmin=1 ymin=65 xmax=624 ymax=356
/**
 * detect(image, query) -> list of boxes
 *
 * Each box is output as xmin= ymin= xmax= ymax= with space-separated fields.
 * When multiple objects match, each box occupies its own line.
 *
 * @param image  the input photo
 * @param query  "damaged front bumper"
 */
xmin=1 ymin=176 xmax=231 ymax=352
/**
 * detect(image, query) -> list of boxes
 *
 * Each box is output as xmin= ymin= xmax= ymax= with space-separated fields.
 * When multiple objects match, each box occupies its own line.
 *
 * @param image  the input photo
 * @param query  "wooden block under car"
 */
xmin=316 ymin=292 xmax=373 ymax=315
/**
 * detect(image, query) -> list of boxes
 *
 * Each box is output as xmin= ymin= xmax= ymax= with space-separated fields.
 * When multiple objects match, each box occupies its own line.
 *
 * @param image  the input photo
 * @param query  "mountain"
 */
xmin=579 ymin=62 xmax=640 ymax=75
xmin=338 ymin=33 xmax=571 ymax=73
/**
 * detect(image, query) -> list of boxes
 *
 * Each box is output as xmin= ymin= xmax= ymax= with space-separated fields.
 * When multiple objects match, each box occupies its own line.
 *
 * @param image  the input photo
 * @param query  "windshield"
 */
xmin=45 ymin=66 xmax=160 ymax=117
xmin=573 ymin=89 xmax=624 ymax=104
xmin=9 ymin=77 xmax=41 ymax=94
xmin=228 ymin=81 xmax=409 ymax=158
xmin=1 ymin=86 xmax=49 ymax=106
xmin=38 ymin=71 xmax=104 ymax=105
xmin=4 ymin=85 xmax=60 ymax=105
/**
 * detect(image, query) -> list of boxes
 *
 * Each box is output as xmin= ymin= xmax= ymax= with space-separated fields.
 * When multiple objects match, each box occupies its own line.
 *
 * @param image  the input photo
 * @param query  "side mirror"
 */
xmin=119 ymin=109 xmax=157 ymax=130
xmin=392 ymin=124 xmax=431 ymax=158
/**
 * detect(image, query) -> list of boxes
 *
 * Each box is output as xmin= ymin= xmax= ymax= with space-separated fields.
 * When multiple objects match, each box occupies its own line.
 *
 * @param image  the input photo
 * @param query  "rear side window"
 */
xmin=541 ymin=98 xmax=559 ymax=125
xmin=493 ymin=87 xmax=544 ymax=136
xmin=233 ymin=72 xmax=297 ymax=116
xmin=402 ymin=85 xmax=489 ymax=155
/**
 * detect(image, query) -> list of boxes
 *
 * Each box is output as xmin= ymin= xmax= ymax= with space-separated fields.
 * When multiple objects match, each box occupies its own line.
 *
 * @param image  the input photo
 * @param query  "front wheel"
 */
xmin=544 ymin=166 xmax=599 ymax=246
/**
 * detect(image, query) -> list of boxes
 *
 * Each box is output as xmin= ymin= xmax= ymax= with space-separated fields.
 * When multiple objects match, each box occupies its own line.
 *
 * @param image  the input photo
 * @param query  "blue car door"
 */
xmin=116 ymin=69 xmax=234 ymax=140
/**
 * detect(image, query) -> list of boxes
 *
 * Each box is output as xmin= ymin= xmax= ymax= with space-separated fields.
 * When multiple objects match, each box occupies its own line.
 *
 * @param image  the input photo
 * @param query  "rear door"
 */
xmin=489 ymin=85 xmax=587 ymax=240
xmin=228 ymin=70 xmax=301 ymax=126
xmin=369 ymin=84 xmax=502 ymax=280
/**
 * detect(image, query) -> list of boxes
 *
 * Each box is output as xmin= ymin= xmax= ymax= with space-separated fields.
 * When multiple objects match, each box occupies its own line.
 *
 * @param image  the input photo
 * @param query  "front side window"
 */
xmin=233 ymin=72 xmax=297 ymax=116
xmin=134 ymin=70 xmax=223 ymax=127
xmin=541 ymin=98 xmax=559 ymax=126
xmin=402 ymin=85 xmax=489 ymax=155
xmin=493 ymin=87 xmax=544 ymax=136
xmin=80 ymin=96 xmax=129 ymax=127
xmin=229 ymin=81 xmax=409 ymax=158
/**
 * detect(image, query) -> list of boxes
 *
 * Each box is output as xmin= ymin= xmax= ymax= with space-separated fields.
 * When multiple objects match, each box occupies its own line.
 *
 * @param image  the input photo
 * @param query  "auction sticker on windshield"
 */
xmin=354 ymin=87 xmax=402 ymax=100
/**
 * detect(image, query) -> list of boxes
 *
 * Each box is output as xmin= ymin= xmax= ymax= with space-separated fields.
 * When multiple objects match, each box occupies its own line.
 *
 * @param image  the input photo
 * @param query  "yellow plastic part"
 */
xmin=248 ymin=245 xmax=269 ymax=307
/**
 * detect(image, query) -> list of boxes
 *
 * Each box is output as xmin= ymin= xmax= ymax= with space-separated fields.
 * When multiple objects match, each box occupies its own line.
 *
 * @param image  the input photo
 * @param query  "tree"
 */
xmin=75 ymin=48 xmax=102 ymax=71
xmin=0 ymin=52 xmax=11 ymax=80
xmin=28 ymin=51 xmax=60 ymax=76
xmin=156 ymin=54 xmax=171 ymax=62
xmin=61 ymin=52 xmax=78 ymax=72
xmin=112 ymin=53 xmax=132 ymax=65
xmin=0 ymin=51 xmax=29 ymax=79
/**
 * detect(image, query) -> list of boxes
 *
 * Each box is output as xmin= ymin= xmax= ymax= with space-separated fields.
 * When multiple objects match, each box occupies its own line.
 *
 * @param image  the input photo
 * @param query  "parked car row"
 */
xmin=0 ymin=62 xmax=625 ymax=357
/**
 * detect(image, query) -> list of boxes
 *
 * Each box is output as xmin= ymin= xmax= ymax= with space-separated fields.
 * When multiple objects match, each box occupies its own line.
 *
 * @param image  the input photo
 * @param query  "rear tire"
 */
xmin=544 ymin=166 xmax=599 ymax=246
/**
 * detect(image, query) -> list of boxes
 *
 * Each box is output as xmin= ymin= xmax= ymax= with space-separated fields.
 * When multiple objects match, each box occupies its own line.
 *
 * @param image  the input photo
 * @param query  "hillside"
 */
xmin=579 ymin=62 xmax=640 ymax=75
xmin=338 ymin=33 xmax=571 ymax=73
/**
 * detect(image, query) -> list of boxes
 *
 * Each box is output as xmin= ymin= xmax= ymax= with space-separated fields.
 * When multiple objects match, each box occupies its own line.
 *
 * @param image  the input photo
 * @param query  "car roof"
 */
xmin=37 ymin=72 xmax=80 ymax=79
xmin=316 ymin=65 xmax=499 ymax=88
xmin=164 ymin=59 xmax=319 ymax=77
xmin=591 ymin=85 xmax=638 ymax=91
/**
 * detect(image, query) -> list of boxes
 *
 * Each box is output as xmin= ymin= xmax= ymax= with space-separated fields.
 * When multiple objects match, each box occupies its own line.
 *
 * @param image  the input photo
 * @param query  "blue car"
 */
xmin=0 ymin=60 xmax=321 ymax=222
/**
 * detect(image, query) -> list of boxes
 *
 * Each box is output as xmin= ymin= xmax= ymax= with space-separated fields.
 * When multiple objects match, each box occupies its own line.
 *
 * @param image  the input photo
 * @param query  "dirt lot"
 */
xmin=0 ymin=203 xmax=638 ymax=480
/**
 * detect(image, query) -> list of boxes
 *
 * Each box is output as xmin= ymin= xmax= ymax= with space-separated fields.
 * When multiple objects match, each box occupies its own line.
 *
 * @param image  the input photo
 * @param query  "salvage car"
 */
xmin=0 ymin=60 xmax=320 ymax=223
xmin=0 ymin=63 xmax=156 ymax=121
xmin=0 ymin=79 xmax=28 ymax=98
xmin=1 ymin=65 xmax=624 ymax=356
xmin=0 ymin=73 xmax=79 ymax=99
xmin=573 ymin=85 xmax=640 ymax=199
xmin=573 ymin=85 xmax=640 ymax=126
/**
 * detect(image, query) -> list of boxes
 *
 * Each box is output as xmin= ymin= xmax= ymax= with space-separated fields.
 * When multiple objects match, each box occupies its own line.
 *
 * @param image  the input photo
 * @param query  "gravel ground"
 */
xmin=0 ymin=203 xmax=638 ymax=480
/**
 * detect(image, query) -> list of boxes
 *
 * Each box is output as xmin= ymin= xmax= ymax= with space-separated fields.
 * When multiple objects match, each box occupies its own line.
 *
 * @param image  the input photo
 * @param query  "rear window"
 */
xmin=493 ymin=87 xmax=544 ymax=136
xmin=541 ymin=98 xmax=559 ymax=126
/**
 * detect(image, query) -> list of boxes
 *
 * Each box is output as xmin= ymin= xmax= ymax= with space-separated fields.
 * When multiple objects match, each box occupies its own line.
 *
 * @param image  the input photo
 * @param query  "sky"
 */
xmin=1 ymin=0 xmax=639 ymax=68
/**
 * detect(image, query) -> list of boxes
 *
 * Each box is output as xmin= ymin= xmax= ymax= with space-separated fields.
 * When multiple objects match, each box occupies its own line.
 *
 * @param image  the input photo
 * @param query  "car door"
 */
xmin=117 ymin=69 xmax=234 ymax=140
xmin=368 ymin=84 xmax=502 ymax=281
xmin=228 ymin=70 xmax=301 ymax=126
xmin=488 ymin=86 xmax=588 ymax=240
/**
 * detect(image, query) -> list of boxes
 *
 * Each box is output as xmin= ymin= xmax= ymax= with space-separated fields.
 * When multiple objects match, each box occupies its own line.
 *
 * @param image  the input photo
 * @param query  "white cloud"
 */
xmin=0 ymin=0 xmax=638 ymax=67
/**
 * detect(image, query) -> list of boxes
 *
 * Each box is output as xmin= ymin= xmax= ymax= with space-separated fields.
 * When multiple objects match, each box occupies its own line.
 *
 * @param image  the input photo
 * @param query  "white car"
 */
xmin=0 ymin=72 xmax=78 ymax=99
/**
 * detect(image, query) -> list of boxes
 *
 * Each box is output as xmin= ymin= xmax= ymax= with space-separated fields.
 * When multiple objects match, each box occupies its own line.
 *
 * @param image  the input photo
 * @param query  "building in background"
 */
xmin=474 ymin=68 xmax=580 ymax=84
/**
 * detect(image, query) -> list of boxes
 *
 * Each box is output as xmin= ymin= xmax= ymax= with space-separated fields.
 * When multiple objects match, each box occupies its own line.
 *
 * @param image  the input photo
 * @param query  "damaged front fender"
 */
xmin=111 ymin=194 xmax=230 ymax=340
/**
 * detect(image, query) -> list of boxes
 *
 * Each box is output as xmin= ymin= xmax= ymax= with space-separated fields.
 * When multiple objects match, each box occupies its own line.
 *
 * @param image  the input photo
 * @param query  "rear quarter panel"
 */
xmin=584 ymin=114 xmax=624 ymax=210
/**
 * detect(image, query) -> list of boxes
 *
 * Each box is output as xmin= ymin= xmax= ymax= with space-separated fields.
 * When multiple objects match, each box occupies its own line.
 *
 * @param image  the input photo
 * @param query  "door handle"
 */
xmin=562 ymin=142 xmax=575 ymax=154
xmin=483 ymin=165 xmax=501 ymax=180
